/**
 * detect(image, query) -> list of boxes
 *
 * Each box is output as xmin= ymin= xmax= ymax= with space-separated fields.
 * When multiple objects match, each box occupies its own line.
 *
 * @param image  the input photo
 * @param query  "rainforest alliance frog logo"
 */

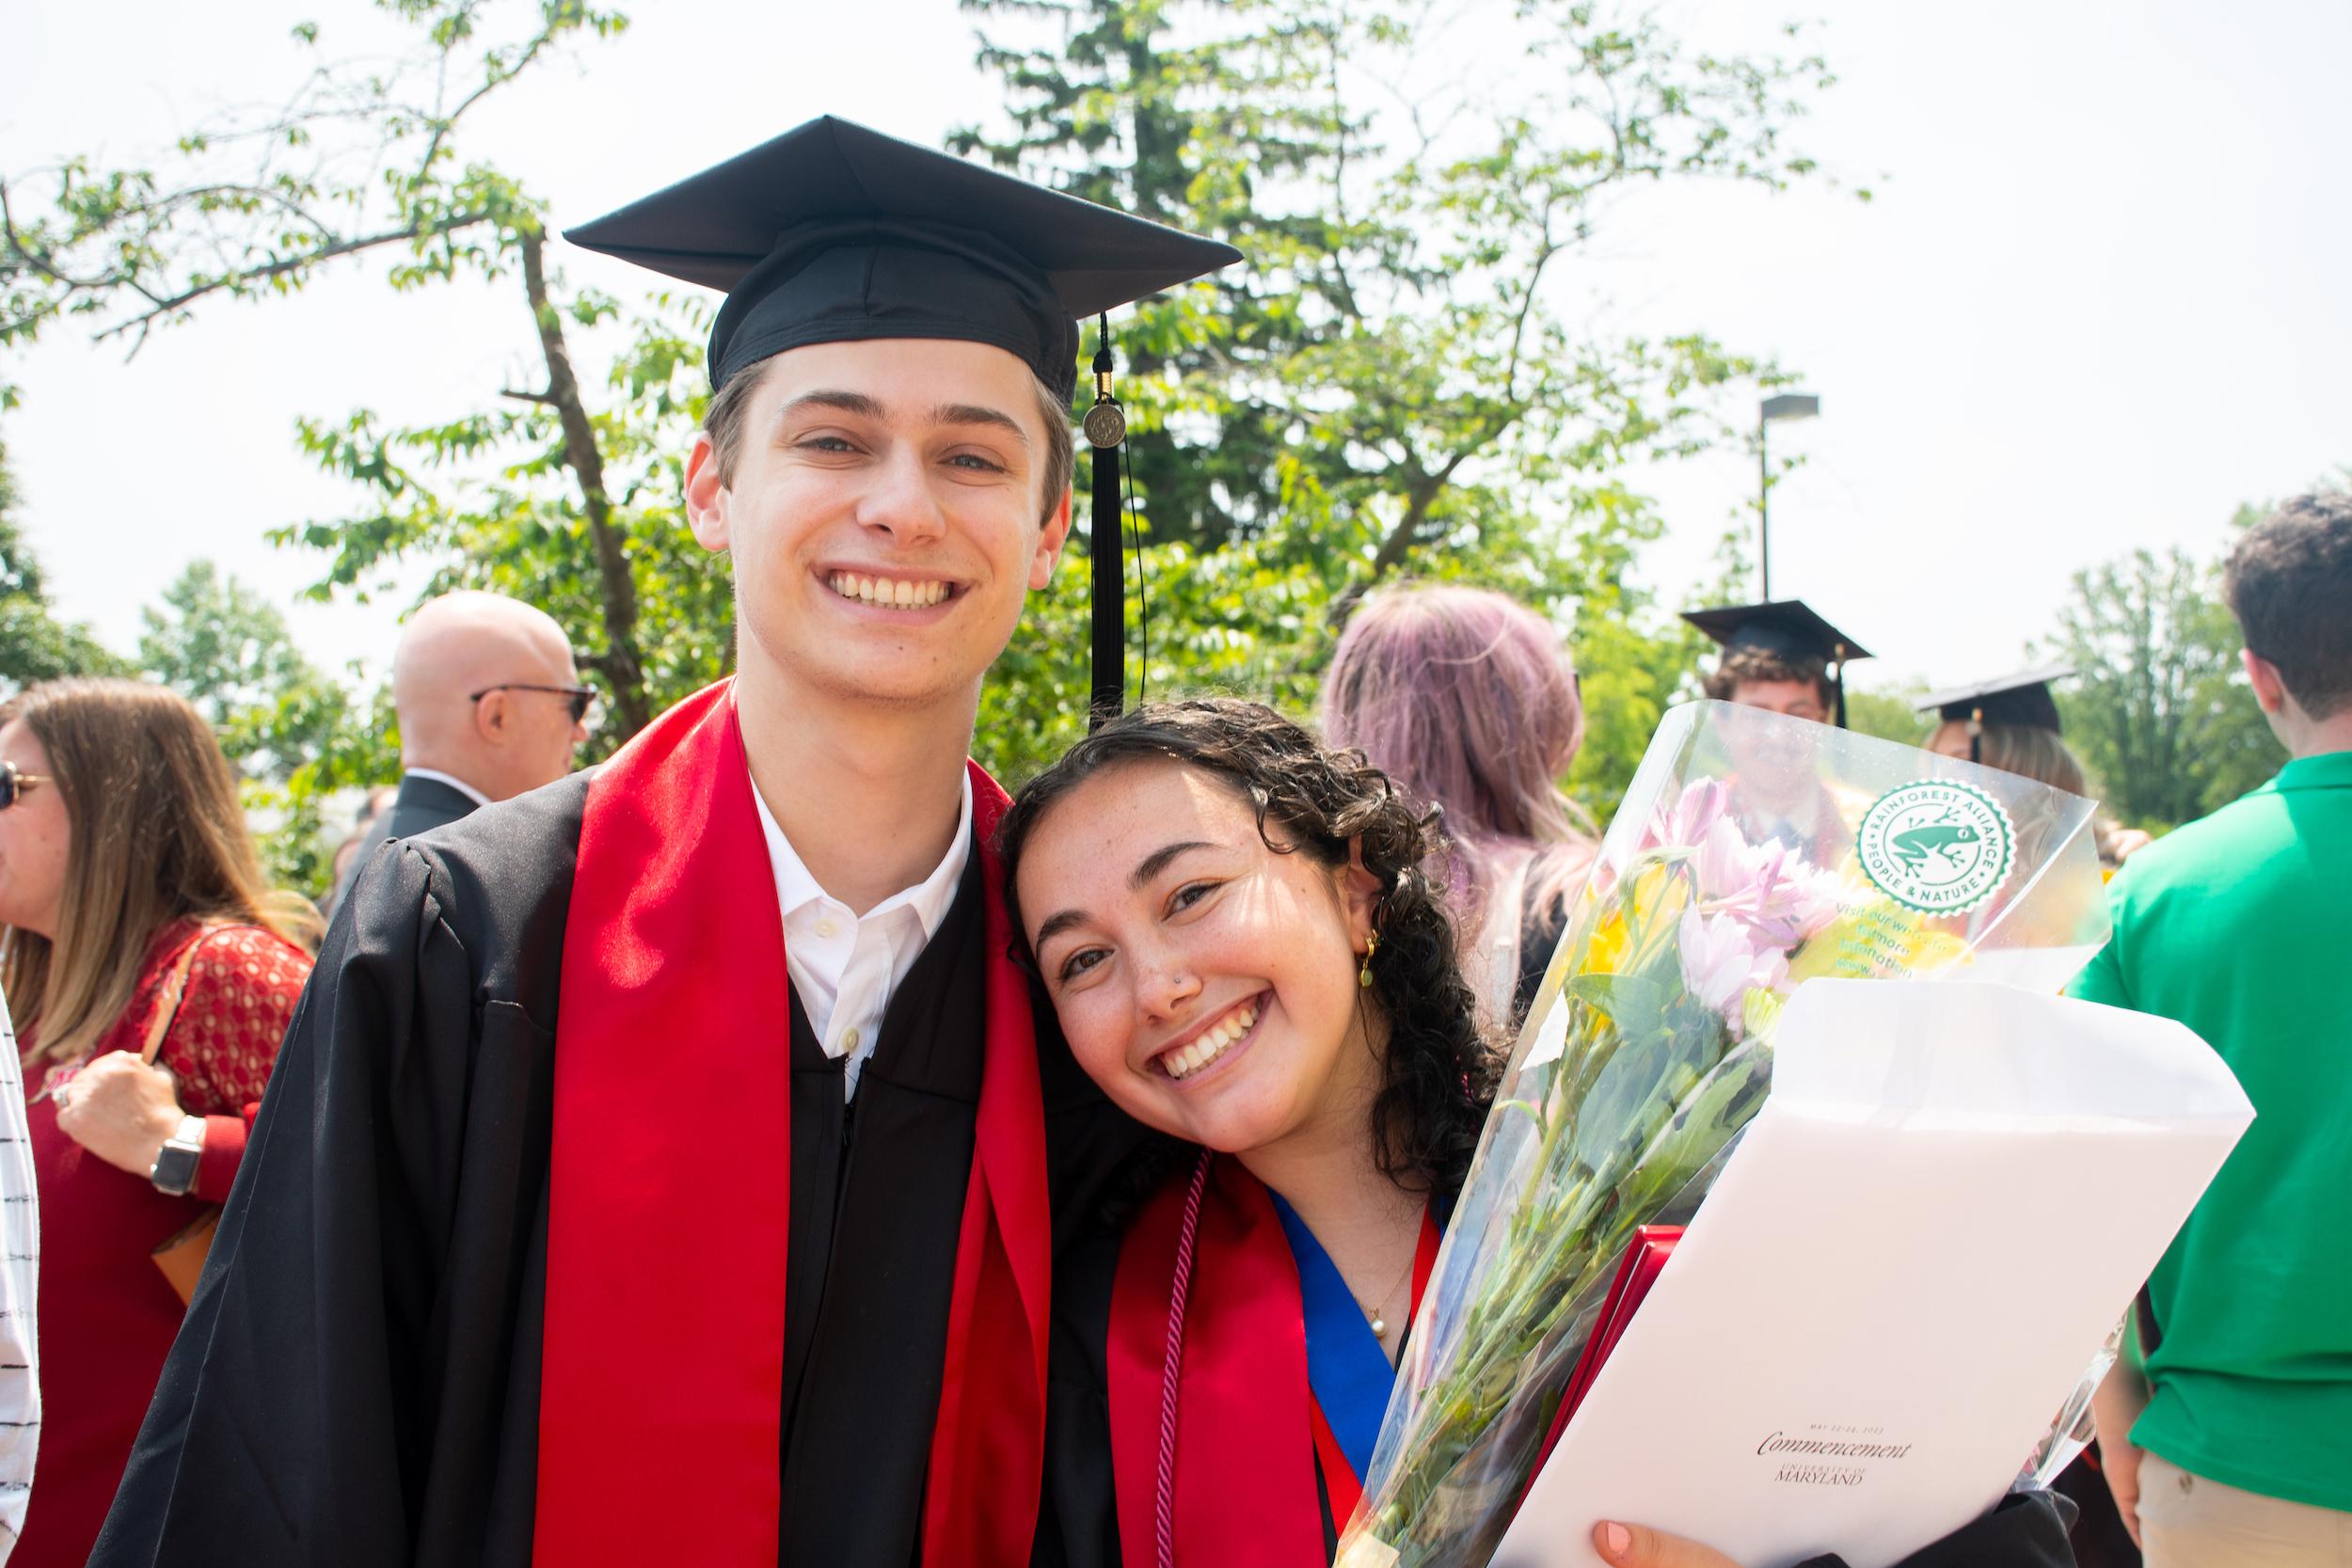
xmin=1855 ymin=780 xmax=2016 ymax=915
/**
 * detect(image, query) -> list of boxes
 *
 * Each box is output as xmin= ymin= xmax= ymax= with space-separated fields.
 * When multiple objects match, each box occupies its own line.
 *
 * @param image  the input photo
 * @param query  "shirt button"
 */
xmin=815 ymin=917 xmax=840 ymax=940
xmin=839 ymin=1027 xmax=861 ymax=1054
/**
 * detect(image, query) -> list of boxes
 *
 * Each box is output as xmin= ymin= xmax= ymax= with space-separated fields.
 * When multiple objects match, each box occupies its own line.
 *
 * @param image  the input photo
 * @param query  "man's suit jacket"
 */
xmin=376 ymin=772 xmax=483 ymax=844
xmin=329 ymin=773 xmax=485 ymax=918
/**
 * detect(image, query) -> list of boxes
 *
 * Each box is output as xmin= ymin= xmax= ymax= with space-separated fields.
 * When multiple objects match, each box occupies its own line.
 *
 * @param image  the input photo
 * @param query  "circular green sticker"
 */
xmin=1855 ymin=779 xmax=2017 ymax=914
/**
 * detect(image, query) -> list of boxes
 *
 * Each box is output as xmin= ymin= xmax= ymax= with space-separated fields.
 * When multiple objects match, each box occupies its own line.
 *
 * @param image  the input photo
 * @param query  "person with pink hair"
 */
xmin=1322 ymin=582 xmax=1597 ymax=1028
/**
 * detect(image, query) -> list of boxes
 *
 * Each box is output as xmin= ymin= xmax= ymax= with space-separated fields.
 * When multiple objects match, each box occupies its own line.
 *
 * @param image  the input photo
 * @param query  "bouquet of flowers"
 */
xmin=1339 ymin=702 xmax=2111 ymax=1568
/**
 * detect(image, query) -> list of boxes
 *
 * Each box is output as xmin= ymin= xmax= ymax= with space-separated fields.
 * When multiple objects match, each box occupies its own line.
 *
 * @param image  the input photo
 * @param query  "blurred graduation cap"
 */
xmin=1681 ymin=599 xmax=1873 ymax=729
xmin=566 ymin=115 xmax=1243 ymax=727
xmin=1915 ymin=664 xmax=2074 ymax=763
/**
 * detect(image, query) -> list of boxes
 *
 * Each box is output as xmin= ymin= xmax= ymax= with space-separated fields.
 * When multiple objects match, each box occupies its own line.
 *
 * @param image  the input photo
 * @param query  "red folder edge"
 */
xmin=1521 ymin=1225 xmax=1685 ymax=1505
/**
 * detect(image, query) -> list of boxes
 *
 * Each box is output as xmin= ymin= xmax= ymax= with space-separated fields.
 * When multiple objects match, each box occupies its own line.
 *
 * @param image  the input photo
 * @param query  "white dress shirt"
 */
xmin=750 ymin=768 xmax=973 ymax=1098
xmin=402 ymin=768 xmax=492 ymax=808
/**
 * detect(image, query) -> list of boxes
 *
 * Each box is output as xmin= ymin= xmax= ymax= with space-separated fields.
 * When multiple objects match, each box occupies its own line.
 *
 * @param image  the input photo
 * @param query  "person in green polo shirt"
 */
xmin=2074 ymin=490 xmax=2352 ymax=1567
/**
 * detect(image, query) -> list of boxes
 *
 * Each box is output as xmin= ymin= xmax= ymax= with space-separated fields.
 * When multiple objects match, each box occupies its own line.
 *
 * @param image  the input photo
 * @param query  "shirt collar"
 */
xmin=2274 ymin=749 xmax=2352 ymax=793
xmin=404 ymin=767 xmax=493 ymax=809
xmin=749 ymin=764 xmax=974 ymax=941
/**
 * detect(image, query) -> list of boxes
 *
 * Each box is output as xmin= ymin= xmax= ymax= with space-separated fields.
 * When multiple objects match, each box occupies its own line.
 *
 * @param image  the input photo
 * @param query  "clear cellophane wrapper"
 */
xmin=1339 ymin=702 xmax=2113 ymax=1568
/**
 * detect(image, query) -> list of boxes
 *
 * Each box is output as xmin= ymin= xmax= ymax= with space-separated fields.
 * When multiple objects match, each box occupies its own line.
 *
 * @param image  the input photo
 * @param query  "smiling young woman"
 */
xmin=1003 ymin=699 xmax=1491 ymax=1566
xmin=1001 ymin=699 xmax=2077 ymax=1568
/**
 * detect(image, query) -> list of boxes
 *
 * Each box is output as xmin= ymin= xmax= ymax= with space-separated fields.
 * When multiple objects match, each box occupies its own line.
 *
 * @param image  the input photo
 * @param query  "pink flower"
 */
xmin=1664 ymin=778 xmax=1731 ymax=851
xmin=1705 ymin=837 xmax=1844 ymax=945
xmin=1677 ymin=909 xmax=1791 ymax=1035
xmin=1598 ymin=779 xmax=1735 ymax=896
xmin=1692 ymin=815 xmax=1763 ymax=900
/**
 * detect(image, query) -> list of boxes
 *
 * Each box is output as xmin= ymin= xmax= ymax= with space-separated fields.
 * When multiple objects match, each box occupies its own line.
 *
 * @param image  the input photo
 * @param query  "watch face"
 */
xmin=151 ymin=1143 xmax=201 ymax=1196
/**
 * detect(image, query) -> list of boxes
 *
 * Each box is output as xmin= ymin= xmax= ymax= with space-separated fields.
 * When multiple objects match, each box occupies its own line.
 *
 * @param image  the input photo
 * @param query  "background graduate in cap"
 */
xmin=1683 ymin=598 xmax=1869 ymax=729
xmin=1683 ymin=598 xmax=1874 ymax=862
xmin=1920 ymin=666 xmax=2150 ymax=869
xmin=94 ymin=117 xmax=1236 ymax=1568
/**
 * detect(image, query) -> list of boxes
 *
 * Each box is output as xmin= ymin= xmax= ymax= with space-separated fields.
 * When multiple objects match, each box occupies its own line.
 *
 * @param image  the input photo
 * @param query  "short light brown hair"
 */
xmin=2224 ymin=492 xmax=2352 ymax=720
xmin=1701 ymin=647 xmax=1834 ymax=711
xmin=1 ymin=679 xmax=321 ymax=1065
xmin=702 ymin=356 xmax=1076 ymax=527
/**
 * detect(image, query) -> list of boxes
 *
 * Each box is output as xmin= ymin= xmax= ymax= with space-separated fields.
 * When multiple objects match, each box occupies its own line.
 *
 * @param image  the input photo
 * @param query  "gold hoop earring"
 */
xmin=1359 ymin=929 xmax=1378 ymax=989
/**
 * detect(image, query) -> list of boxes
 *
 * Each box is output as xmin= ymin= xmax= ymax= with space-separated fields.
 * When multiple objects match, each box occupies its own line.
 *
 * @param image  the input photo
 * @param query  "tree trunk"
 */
xmin=1327 ymin=451 xmax=1471 ymax=628
xmin=519 ymin=227 xmax=653 ymax=738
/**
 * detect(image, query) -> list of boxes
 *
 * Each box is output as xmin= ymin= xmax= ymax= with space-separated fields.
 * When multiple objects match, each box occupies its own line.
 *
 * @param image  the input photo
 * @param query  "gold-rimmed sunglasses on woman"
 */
xmin=0 ymin=759 xmax=51 ymax=809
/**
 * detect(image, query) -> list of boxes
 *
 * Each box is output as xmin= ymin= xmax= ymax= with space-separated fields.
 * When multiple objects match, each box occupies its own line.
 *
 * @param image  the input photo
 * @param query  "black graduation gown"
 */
xmin=92 ymin=775 xmax=1136 ymax=1568
xmin=1031 ymin=1210 xmax=2083 ymax=1568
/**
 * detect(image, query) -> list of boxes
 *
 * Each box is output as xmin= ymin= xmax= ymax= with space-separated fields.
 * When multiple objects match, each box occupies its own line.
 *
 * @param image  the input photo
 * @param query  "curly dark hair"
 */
xmin=996 ymin=698 xmax=1498 ymax=1197
xmin=1700 ymin=646 xmax=1833 ymax=712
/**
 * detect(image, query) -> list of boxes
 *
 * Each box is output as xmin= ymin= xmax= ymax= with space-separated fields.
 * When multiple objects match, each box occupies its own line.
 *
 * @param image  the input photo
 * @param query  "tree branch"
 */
xmin=90 ymin=209 xmax=495 ymax=349
xmin=417 ymin=23 xmax=563 ymax=176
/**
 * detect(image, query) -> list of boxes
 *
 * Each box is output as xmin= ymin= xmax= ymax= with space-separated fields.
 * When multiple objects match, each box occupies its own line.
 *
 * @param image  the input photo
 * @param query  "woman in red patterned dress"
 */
xmin=0 ymin=679 xmax=318 ymax=1568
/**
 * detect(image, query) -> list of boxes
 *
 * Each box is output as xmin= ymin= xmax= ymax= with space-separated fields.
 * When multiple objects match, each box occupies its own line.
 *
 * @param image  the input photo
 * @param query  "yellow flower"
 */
xmin=1784 ymin=897 xmax=1974 ymax=985
xmin=1626 ymin=863 xmax=1691 ymax=927
xmin=1581 ymin=909 xmax=1632 ymax=977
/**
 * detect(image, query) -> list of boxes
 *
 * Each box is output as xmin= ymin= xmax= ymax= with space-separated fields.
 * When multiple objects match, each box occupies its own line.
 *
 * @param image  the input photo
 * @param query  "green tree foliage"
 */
xmin=2045 ymin=541 xmax=2277 ymax=831
xmin=1842 ymin=687 xmax=1928 ymax=747
xmin=957 ymin=0 xmax=1847 ymax=791
xmin=0 ymin=0 xmax=697 ymax=744
xmin=8 ymin=0 xmax=1851 ymax=821
xmin=274 ymin=292 xmax=737 ymax=753
xmin=1 ymin=1 xmax=622 ymax=359
xmin=0 ymin=433 xmax=127 ymax=689
xmin=138 ymin=560 xmax=394 ymax=895
xmin=2 ymin=0 xmax=736 ymax=881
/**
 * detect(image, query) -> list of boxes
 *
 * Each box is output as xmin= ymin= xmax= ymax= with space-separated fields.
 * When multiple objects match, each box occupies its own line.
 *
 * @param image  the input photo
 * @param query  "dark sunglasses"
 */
xmin=0 ymin=760 xmax=51 ymax=810
xmin=469 ymin=683 xmax=596 ymax=723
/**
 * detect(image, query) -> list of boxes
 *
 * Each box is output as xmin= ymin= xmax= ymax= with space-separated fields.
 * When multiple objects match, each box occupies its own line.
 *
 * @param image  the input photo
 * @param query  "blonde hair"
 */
xmin=1963 ymin=720 xmax=2144 ymax=863
xmin=1969 ymin=722 xmax=2089 ymax=797
xmin=2 ymin=679 xmax=321 ymax=1066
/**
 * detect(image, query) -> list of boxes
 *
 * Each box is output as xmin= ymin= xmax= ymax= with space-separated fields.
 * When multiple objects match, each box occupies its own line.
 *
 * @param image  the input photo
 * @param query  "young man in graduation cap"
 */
xmin=1683 ymin=599 xmax=1873 ymax=862
xmin=91 ymin=118 xmax=1237 ymax=1568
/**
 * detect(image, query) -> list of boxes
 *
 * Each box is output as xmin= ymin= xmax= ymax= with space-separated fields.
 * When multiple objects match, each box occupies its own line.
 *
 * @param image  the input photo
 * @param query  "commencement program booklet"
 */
xmin=1491 ymin=980 xmax=2251 ymax=1568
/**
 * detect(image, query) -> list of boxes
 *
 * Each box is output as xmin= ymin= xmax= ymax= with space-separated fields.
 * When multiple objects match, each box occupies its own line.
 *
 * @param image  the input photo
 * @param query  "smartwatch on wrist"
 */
xmin=149 ymin=1114 xmax=208 ymax=1196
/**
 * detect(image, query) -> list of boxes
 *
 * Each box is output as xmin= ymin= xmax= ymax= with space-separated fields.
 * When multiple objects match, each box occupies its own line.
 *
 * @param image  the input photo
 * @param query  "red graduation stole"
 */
xmin=1106 ymin=1157 xmax=1438 ymax=1568
xmin=534 ymin=680 xmax=1051 ymax=1566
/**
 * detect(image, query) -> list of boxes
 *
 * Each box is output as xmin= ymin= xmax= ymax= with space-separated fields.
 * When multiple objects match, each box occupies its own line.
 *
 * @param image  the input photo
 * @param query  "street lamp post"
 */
xmin=1757 ymin=391 xmax=1820 ymax=601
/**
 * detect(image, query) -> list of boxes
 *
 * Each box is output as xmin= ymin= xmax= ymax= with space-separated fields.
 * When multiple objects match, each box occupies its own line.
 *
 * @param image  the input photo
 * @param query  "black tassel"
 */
xmin=1084 ymin=315 xmax=1127 ymax=731
xmin=1833 ymin=642 xmax=1850 ymax=730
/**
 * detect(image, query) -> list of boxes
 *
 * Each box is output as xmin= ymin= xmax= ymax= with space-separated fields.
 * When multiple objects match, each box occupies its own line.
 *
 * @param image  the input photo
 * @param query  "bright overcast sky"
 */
xmin=6 ymin=0 xmax=2347 ymax=698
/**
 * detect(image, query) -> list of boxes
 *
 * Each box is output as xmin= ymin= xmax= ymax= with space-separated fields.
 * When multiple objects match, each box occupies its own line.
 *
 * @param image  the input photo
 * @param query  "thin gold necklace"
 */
xmin=1359 ymin=1249 xmax=1418 ymax=1340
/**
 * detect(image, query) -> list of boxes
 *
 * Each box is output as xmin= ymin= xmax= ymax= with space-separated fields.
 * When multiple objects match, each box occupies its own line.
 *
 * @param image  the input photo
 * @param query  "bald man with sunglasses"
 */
xmin=373 ymin=590 xmax=591 ymax=845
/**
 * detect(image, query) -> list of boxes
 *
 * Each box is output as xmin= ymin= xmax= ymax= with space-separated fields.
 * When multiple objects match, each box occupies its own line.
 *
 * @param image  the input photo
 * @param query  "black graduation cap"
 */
xmin=1681 ymin=599 xmax=1873 ymax=728
xmin=565 ymin=116 xmax=1240 ymax=401
xmin=1915 ymin=664 xmax=2073 ymax=762
xmin=566 ymin=117 xmax=1243 ymax=729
